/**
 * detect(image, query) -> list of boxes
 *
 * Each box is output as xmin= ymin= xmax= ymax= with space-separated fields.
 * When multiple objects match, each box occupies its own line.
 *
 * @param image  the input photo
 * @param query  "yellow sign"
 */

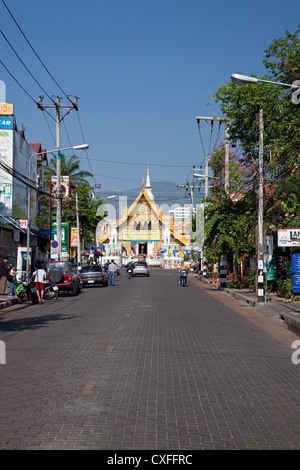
xmin=121 ymin=230 xmax=160 ymax=241
xmin=0 ymin=103 xmax=14 ymax=115
xmin=70 ymin=227 xmax=78 ymax=246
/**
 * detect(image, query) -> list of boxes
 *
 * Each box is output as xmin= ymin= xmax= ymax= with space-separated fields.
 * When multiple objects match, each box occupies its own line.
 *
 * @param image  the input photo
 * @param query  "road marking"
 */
xmin=82 ymin=380 xmax=96 ymax=395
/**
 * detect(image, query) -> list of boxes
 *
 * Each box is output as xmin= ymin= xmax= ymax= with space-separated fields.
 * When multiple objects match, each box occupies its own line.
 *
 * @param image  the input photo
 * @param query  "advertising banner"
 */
xmin=70 ymin=227 xmax=78 ymax=247
xmin=0 ymin=117 xmax=13 ymax=129
xmin=50 ymin=176 xmax=71 ymax=200
xmin=278 ymin=229 xmax=300 ymax=247
xmin=0 ymin=102 xmax=13 ymax=115
xmin=121 ymin=229 xmax=160 ymax=241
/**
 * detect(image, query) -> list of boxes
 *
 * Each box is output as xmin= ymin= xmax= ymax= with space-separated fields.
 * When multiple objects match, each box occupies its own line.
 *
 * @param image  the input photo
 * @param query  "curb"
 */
xmin=220 ymin=287 xmax=257 ymax=307
xmin=198 ymin=275 xmax=300 ymax=333
xmin=0 ymin=298 xmax=19 ymax=310
xmin=279 ymin=312 xmax=300 ymax=332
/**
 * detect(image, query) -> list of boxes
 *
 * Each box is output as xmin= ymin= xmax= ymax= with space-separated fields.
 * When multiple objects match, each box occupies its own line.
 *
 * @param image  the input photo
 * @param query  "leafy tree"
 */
xmin=203 ymin=26 xmax=300 ymax=273
xmin=44 ymin=153 xmax=93 ymax=189
xmin=203 ymin=192 xmax=257 ymax=269
xmin=211 ymin=26 xmax=300 ymax=177
xmin=63 ymin=183 xmax=106 ymax=248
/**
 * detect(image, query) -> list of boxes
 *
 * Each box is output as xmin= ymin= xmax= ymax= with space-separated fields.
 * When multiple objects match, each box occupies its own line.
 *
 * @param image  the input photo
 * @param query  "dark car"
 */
xmin=45 ymin=261 xmax=82 ymax=295
xmin=79 ymin=265 xmax=109 ymax=287
xmin=132 ymin=261 xmax=150 ymax=277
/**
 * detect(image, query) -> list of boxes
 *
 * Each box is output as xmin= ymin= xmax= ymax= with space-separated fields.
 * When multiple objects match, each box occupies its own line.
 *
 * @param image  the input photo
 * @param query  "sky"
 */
xmin=1 ymin=0 xmax=299 ymax=200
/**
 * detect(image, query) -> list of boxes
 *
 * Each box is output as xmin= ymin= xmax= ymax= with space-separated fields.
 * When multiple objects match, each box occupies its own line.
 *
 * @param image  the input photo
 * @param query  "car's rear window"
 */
xmin=46 ymin=262 xmax=68 ymax=273
xmin=81 ymin=266 xmax=103 ymax=273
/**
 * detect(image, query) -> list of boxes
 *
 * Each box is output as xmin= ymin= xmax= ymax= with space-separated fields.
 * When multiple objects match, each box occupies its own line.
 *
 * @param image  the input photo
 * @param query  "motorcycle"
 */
xmin=44 ymin=281 xmax=59 ymax=300
xmin=127 ymin=268 xmax=133 ymax=279
xmin=179 ymin=270 xmax=188 ymax=286
xmin=16 ymin=281 xmax=39 ymax=304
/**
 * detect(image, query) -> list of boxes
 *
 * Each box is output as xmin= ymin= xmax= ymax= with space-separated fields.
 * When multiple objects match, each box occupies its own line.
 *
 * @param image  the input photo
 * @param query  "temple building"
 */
xmin=95 ymin=165 xmax=191 ymax=266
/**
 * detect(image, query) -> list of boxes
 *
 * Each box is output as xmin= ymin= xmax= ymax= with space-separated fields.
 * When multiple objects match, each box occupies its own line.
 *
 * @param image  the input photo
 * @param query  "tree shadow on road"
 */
xmin=0 ymin=313 xmax=76 ymax=332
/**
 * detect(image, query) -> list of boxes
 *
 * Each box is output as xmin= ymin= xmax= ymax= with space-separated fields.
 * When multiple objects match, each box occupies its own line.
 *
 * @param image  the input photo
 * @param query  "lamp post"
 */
xmin=231 ymin=74 xmax=300 ymax=105
xmin=26 ymin=144 xmax=89 ymax=281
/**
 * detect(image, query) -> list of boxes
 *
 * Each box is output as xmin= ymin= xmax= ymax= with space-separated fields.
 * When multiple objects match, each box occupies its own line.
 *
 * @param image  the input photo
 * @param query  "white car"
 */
xmin=132 ymin=261 xmax=150 ymax=277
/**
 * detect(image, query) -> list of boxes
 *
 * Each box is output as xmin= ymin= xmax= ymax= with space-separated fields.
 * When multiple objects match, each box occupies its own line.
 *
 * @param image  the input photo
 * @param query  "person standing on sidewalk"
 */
xmin=8 ymin=264 xmax=17 ymax=298
xmin=0 ymin=256 xmax=9 ymax=294
xmin=108 ymin=260 xmax=117 ymax=286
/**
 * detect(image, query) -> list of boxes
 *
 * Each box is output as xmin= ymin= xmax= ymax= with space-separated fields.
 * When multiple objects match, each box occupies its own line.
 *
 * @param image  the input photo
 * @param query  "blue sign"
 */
xmin=292 ymin=252 xmax=300 ymax=293
xmin=0 ymin=117 xmax=13 ymax=129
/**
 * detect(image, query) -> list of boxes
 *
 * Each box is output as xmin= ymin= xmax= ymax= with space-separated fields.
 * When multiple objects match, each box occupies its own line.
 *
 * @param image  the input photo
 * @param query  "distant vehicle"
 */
xmin=79 ymin=265 xmax=109 ymax=287
xmin=132 ymin=261 xmax=150 ymax=277
xmin=45 ymin=261 xmax=82 ymax=296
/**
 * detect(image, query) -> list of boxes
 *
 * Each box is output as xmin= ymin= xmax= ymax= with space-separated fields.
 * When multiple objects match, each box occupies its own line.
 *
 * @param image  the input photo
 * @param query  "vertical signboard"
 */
xmin=51 ymin=222 xmax=69 ymax=260
xmin=0 ymin=129 xmax=13 ymax=215
xmin=292 ymin=252 xmax=300 ymax=294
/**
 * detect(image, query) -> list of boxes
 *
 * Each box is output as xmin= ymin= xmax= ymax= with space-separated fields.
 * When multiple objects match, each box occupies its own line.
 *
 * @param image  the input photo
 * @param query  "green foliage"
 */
xmin=211 ymin=26 xmax=300 ymax=175
xmin=202 ymin=26 xmax=300 ymax=270
xmin=44 ymin=153 xmax=92 ymax=189
xmin=246 ymin=270 xmax=256 ymax=291
xmin=227 ymin=279 xmax=243 ymax=289
xmin=277 ymin=277 xmax=294 ymax=299
xmin=202 ymin=192 xmax=256 ymax=265
xmin=63 ymin=183 xmax=104 ymax=247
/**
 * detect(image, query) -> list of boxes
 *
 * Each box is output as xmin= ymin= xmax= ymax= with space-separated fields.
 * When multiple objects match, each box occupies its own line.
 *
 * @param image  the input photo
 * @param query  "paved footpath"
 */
xmin=0 ymin=268 xmax=300 ymax=452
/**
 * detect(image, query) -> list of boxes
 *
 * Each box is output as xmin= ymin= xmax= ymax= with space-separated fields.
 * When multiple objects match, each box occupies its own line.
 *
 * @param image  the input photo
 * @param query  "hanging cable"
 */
xmin=1 ymin=0 xmax=73 ymax=105
xmin=0 ymin=28 xmax=55 ymax=103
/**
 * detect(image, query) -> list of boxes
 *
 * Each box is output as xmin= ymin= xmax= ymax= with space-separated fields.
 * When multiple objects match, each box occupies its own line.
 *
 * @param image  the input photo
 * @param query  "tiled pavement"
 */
xmin=0 ymin=268 xmax=300 ymax=450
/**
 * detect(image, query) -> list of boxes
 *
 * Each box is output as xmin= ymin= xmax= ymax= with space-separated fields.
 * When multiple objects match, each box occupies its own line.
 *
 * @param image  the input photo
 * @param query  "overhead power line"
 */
xmin=1 ymin=0 xmax=73 ymax=105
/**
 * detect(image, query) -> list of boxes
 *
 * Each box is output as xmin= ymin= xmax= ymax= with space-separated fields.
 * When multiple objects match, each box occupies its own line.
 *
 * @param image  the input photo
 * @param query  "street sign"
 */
xmin=278 ymin=228 xmax=300 ymax=247
xmin=264 ymin=235 xmax=273 ymax=264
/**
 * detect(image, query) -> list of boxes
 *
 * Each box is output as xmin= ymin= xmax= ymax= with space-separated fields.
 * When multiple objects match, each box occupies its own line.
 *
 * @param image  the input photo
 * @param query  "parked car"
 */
xmin=79 ymin=265 xmax=109 ymax=287
xmin=132 ymin=261 xmax=150 ymax=277
xmin=45 ymin=261 xmax=82 ymax=295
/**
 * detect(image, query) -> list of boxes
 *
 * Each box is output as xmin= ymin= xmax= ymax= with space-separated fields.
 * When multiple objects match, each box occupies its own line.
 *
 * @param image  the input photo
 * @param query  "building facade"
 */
xmin=95 ymin=166 xmax=191 ymax=266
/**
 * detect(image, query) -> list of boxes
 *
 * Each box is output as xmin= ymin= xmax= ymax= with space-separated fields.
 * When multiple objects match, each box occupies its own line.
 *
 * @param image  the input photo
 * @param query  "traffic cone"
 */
xmin=216 ymin=276 xmax=220 ymax=286
xmin=212 ymin=276 xmax=216 ymax=285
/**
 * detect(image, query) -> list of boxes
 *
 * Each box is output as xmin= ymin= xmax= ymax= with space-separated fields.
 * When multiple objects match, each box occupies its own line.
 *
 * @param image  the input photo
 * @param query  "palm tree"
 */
xmin=44 ymin=153 xmax=92 ymax=189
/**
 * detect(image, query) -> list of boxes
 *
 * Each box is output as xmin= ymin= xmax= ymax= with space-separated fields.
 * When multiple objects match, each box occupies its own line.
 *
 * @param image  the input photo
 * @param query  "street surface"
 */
xmin=0 ymin=268 xmax=300 ymax=451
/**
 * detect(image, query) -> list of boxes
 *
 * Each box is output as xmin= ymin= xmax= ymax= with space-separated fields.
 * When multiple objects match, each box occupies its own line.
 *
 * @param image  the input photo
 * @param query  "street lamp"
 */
xmin=231 ymin=73 xmax=299 ymax=89
xmin=26 ymin=144 xmax=89 ymax=281
xmin=231 ymin=74 xmax=300 ymax=105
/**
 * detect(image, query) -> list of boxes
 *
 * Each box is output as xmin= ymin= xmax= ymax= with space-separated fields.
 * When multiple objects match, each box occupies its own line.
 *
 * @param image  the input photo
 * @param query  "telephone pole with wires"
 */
xmin=195 ymin=116 xmax=230 ymax=195
xmin=37 ymin=95 xmax=79 ymax=260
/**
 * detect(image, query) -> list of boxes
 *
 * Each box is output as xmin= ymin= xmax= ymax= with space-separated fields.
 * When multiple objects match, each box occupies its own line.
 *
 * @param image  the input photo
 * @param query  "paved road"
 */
xmin=0 ymin=268 xmax=300 ymax=451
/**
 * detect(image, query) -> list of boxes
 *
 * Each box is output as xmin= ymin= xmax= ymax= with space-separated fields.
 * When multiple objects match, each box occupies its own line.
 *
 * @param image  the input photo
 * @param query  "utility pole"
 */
xmin=176 ymin=181 xmax=202 ymax=208
xmin=257 ymin=108 xmax=264 ymax=303
xmin=195 ymin=116 xmax=229 ymax=194
xmin=75 ymin=192 xmax=81 ymax=269
xmin=37 ymin=95 xmax=78 ymax=260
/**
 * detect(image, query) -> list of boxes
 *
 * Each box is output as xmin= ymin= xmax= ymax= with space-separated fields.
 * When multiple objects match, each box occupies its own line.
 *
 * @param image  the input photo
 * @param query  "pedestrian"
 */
xmin=0 ymin=256 xmax=9 ymax=294
xmin=8 ymin=264 xmax=17 ymax=298
xmin=108 ymin=259 xmax=117 ymax=286
xmin=31 ymin=266 xmax=48 ymax=302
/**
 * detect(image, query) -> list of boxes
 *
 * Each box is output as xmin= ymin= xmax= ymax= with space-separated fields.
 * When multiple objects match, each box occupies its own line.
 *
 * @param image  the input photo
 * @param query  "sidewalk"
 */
xmin=0 ymin=289 xmax=19 ymax=310
xmin=198 ymin=274 xmax=300 ymax=333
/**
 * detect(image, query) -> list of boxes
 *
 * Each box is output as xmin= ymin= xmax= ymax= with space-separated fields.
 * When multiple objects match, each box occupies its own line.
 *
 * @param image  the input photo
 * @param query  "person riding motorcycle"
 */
xmin=179 ymin=263 xmax=188 ymax=285
xmin=126 ymin=261 xmax=134 ymax=277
